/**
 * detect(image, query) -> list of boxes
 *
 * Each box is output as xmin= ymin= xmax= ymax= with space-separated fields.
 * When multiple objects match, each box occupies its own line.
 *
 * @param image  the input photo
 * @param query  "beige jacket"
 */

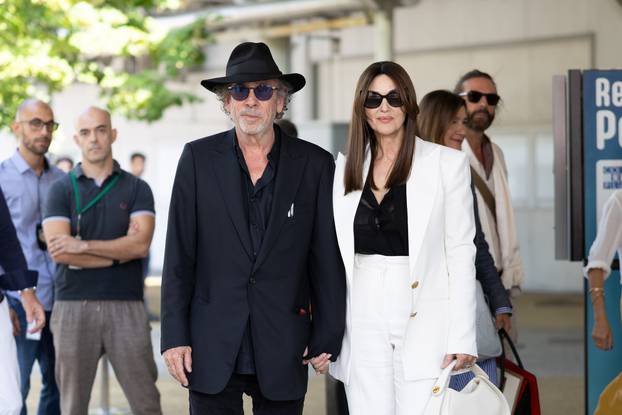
xmin=462 ymin=138 xmax=525 ymax=291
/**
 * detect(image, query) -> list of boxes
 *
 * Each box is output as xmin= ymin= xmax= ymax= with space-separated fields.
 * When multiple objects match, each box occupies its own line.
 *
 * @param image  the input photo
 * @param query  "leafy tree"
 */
xmin=0 ymin=0 xmax=212 ymax=126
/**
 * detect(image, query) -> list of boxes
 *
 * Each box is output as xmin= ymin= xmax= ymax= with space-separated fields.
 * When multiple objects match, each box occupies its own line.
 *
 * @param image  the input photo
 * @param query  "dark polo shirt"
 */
xmin=43 ymin=160 xmax=154 ymax=301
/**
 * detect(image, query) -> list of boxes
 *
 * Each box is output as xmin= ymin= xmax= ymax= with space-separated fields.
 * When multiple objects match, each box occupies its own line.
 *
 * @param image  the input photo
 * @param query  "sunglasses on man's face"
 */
xmin=228 ymin=84 xmax=279 ymax=101
xmin=363 ymin=91 xmax=403 ymax=109
xmin=459 ymin=90 xmax=501 ymax=106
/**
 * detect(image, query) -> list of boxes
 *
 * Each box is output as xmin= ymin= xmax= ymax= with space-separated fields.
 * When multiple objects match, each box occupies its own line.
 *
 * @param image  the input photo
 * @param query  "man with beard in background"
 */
xmin=454 ymin=70 xmax=524 ymax=341
xmin=0 ymin=99 xmax=64 ymax=415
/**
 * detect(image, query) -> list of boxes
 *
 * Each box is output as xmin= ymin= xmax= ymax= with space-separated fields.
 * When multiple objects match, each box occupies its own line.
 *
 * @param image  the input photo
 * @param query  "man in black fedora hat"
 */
xmin=160 ymin=41 xmax=346 ymax=414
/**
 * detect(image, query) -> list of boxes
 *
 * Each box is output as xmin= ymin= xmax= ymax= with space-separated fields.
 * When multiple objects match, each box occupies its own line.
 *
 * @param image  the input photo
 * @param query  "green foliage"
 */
xmin=0 ymin=0 xmax=211 ymax=127
xmin=153 ymin=18 xmax=209 ymax=77
xmin=102 ymin=70 xmax=202 ymax=122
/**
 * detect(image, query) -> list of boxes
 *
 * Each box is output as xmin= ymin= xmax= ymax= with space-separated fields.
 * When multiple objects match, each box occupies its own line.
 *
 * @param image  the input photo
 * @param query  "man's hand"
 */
xmin=163 ymin=346 xmax=192 ymax=386
xmin=48 ymin=235 xmax=87 ymax=257
xmin=495 ymin=313 xmax=512 ymax=332
xmin=302 ymin=347 xmax=332 ymax=375
xmin=441 ymin=353 xmax=476 ymax=370
xmin=20 ymin=289 xmax=45 ymax=333
xmin=9 ymin=308 xmax=21 ymax=336
xmin=309 ymin=353 xmax=331 ymax=375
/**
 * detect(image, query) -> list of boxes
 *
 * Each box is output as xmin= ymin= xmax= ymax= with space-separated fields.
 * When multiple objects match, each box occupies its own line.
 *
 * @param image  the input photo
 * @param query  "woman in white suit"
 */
xmin=325 ymin=62 xmax=478 ymax=415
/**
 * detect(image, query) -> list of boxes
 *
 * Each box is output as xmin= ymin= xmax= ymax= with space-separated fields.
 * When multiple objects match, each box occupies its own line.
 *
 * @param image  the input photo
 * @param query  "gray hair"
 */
xmin=215 ymin=80 xmax=293 ymax=120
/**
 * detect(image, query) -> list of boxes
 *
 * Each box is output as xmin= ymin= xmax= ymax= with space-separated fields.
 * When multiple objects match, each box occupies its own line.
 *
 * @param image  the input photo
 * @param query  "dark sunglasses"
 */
xmin=364 ymin=91 xmax=403 ymax=109
xmin=228 ymin=84 xmax=279 ymax=101
xmin=19 ymin=118 xmax=59 ymax=132
xmin=459 ymin=90 xmax=501 ymax=106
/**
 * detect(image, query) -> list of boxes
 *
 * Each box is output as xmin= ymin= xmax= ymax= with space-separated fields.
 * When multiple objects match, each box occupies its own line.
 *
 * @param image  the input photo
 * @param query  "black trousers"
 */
xmin=189 ymin=374 xmax=305 ymax=415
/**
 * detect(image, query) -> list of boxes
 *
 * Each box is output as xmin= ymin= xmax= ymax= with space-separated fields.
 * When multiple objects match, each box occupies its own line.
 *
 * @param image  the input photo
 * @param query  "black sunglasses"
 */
xmin=364 ymin=91 xmax=403 ymax=109
xmin=228 ymin=84 xmax=279 ymax=101
xmin=459 ymin=90 xmax=501 ymax=106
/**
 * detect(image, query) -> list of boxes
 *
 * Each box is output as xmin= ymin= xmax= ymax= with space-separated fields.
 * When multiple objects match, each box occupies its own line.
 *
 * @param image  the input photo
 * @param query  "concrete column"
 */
xmin=290 ymin=33 xmax=313 ymax=123
xmin=373 ymin=7 xmax=393 ymax=61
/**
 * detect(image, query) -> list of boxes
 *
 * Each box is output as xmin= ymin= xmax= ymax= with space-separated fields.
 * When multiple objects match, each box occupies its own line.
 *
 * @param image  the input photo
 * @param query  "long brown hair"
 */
xmin=418 ymin=90 xmax=465 ymax=145
xmin=344 ymin=61 xmax=419 ymax=194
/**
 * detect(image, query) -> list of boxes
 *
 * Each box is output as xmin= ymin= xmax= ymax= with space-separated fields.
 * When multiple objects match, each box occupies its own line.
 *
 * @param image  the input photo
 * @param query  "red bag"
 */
xmin=497 ymin=329 xmax=541 ymax=415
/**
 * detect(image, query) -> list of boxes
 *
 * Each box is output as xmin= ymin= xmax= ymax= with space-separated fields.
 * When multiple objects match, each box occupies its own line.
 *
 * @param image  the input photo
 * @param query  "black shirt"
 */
xmin=354 ymin=182 xmax=408 ymax=256
xmin=232 ymin=130 xmax=280 ymax=374
xmin=43 ymin=161 xmax=155 ymax=301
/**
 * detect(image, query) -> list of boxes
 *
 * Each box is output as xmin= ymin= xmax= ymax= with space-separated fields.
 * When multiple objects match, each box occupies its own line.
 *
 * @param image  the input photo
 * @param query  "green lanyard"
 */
xmin=70 ymin=172 xmax=120 ymax=238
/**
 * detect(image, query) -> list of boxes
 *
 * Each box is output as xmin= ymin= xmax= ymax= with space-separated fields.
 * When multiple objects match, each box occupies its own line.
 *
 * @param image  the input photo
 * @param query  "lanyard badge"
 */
xmin=70 ymin=172 xmax=120 ymax=239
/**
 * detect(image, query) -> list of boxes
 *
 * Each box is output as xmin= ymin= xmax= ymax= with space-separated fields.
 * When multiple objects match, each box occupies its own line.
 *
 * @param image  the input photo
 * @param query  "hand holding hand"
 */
xmin=163 ymin=346 xmax=193 ymax=386
xmin=309 ymin=353 xmax=332 ymax=375
xmin=302 ymin=347 xmax=331 ymax=375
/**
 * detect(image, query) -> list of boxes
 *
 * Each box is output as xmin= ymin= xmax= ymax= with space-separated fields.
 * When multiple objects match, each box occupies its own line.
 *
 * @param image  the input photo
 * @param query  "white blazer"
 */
xmin=329 ymin=137 xmax=477 ymax=384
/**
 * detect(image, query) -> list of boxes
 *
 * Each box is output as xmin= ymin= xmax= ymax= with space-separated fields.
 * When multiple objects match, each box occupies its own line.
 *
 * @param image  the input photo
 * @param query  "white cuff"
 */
xmin=41 ymin=216 xmax=71 ymax=225
xmin=584 ymin=260 xmax=611 ymax=280
xmin=130 ymin=210 xmax=155 ymax=218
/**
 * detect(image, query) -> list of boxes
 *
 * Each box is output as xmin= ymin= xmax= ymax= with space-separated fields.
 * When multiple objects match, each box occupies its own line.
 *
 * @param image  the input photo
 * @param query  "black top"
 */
xmin=232 ymin=129 xmax=280 ymax=375
xmin=43 ymin=161 xmax=154 ymax=301
xmin=354 ymin=182 xmax=408 ymax=256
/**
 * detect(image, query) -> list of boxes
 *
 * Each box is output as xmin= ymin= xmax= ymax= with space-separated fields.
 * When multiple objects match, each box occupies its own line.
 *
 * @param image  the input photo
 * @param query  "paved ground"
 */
xmin=25 ymin=289 xmax=584 ymax=414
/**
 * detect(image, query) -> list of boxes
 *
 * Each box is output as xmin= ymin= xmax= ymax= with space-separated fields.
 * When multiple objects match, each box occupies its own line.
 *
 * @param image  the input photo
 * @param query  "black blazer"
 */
xmin=0 ymin=187 xmax=37 ymax=291
xmin=160 ymin=127 xmax=346 ymax=400
xmin=472 ymin=185 xmax=512 ymax=313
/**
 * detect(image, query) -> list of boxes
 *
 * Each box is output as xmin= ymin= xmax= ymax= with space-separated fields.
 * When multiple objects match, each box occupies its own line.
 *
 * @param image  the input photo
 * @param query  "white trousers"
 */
xmin=345 ymin=254 xmax=435 ymax=415
xmin=0 ymin=299 xmax=22 ymax=415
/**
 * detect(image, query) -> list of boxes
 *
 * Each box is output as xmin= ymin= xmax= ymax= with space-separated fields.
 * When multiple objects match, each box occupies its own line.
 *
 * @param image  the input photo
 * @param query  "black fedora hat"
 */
xmin=201 ymin=42 xmax=306 ymax=94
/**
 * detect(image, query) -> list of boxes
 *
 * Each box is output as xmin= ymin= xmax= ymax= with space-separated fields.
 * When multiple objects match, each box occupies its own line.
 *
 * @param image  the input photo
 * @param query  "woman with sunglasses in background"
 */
xmin=325 ymin=62 xmax=477 ymax=415
xmin=418 ymin=89 xmax=513 ymax=390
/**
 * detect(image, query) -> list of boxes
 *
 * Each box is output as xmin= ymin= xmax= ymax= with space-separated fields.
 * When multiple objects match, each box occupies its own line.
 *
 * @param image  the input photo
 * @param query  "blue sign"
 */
xmin=583 ymin=70 xmax=622 ymax=414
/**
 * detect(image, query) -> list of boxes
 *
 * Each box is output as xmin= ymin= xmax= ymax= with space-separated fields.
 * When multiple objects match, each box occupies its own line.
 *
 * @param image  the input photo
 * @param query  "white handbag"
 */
xmin=422 ymin=360 xmax=511 ymax=415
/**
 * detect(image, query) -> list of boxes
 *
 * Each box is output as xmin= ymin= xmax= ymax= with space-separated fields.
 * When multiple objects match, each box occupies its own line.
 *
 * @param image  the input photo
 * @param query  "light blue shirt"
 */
xmin=0 ymin=150 xmax=66 ymax=310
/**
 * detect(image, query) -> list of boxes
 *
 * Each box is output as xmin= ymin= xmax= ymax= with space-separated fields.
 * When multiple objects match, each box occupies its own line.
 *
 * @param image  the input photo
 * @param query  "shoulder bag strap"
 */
xmin=499 ymin=328 xmax=524 ymax=369
xmin=498 ymin=328 xmax=526 ymax=391
xmin=471 ymin=166 xmax=497 ymax=222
